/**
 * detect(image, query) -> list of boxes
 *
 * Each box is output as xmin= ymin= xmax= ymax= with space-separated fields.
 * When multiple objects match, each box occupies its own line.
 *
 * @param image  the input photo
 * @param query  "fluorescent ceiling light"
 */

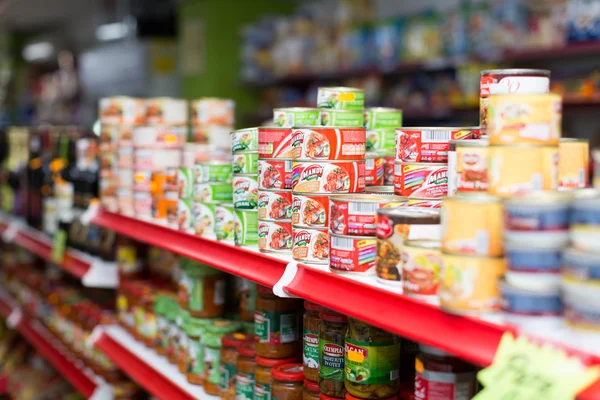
xmin=96 ymin=22 xmax=129 ymax=42
xmin=22 ymin=42 xmax=54 ymax=61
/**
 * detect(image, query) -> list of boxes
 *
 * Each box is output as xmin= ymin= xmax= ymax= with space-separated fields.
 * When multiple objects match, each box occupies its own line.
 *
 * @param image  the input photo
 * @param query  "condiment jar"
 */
xmin=255 ymin=285 xmax=302 ymax=358
xmin=220 ymin=333 xmax=254 ymax=399
xmin=236 ymin=343 xmax=257 ymax=400
xmin=271 ymin=363 xmax=305 ymax=400
xmin=319 ymin=311 xmax=347 ymax=398
xmin=414 ymin=345 xmax=476 ymax=400
xmin=303 ymin=301 xmax=322 ymax=382
xmin=255 ymin=356 xmax=298 ymax=400
xmin=184 ymin=314 xmax=214 ymax=385
xmin=240 ymin=280 xmax=257 ymax=322
xmin=177 ymin=308 xmax=191 ymax=373
xmin=303 ymin=379 xmax=320 ymax=400
xmin=183 ymin=259 xmax=227 ymax=318
xmin=165 ymin=297 xmax=180 ymax=363
xmin=203 ymin=320 xmax=241 ymax=395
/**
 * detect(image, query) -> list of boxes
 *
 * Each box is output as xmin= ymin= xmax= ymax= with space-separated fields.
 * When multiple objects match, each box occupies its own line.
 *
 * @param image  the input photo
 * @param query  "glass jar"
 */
xmin=185 ymin=314 xmax=213 ymax=385
xmin=255 ymin=356 xmax=297 ymax=400
xmin=255 ymin=286 xmax=302 ymax=358
xmin=220 ymin=333 xmax=253 ymax=398
xmin=153 ymin=294 xmax=171 ymax=354
xmin=303 ymin=379 xmax=320 ymax=400
xmin=177 ymin=308 xmax=190 ymax=373
xmin=141 ymin=292 xmax=157 ymax=348
xmin=271 ymin=363 xmax=304 ymax=400
xmin=414 ymin=344 xmax=476 ymax=400
xmin=204 ymin=320 xmax=242 ymax=395
xmin=303 ymin=301 xmax=322 ymax=382
xmin=319 ymin=311 xmax=347 ymax=398
xmin=344 ymin=318 xmax=400 ymax=399
xmin=165 ymin=297 xmax=180 ymax=363
xmin=236 ymin=343 xmax=257 ymax=400
xmin=239 ymin=280 xmax=257 ymax=322
xmin=183 ymin=258 xmax=227 ymax=318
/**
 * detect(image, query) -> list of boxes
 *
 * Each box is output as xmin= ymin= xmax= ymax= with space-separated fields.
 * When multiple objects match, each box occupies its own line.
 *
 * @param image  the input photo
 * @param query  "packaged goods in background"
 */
xmin=117 ymin=146 xmax=134 ymax=168
xmin=134 ymin=148 xmax=181 ymax=171
xmin=402 ymin=240 xmax=442 ymax=303
xmin=233 ymin=152 xmax=259 ymax=174
xmin=194 ymin=182 xmax=233 ymax=203
xmin=395 ymin=127 xmax=476 ymax=163
xmin=559 ymin=138 xmax=589 ymax=189
xmin=145 ymin=97 xmax=188 ymax=125
xmin=570 ymin=189 xmax=600 ymax=251
xmin=365 ymin=155 xmax=384 ymax=186
xmin=480 ymin=69 xmax=550 ymax=134
xmin=273 ymin=107 xmax=320 ymax=127
xmin=505 ymin=242 xmax=562 ymax=291
xmin=178 ymin=168 xmax=194 ymax=198
xmin=99 ymin=96 xmax=146 ymax=125
xmin=258 ymin=190 xmax=292 ymax=221
xmin=258 ymin=220 xmax=293 ymax=253
xmin=117 ymin=168 xmax=134 ymax=188
xmin=232 ymin=128 xmax=259 ymax=153
xmin=316 ymin=86 xmax=364 ymax=110
xmin=258 ymin=127 xmax=293 ymax=159
xmin=292 ymin=227 xmax=329 ymax=264
xmin=134 ymin=191 xmax=152 ymax=219
xmin=292 ymin=161 xmax=365 ymax=194
xmin=487 ymin=145 xmax=558 ymax=197
xmin=258 ymin=159 xmax=293 ymax=190
xmin=132 ymin=125 xmax=187 ymax=148
xmin=193 ymin=162 xmax=232 ymax=183
xmin=319 ymin=109 xmax=364 ymax=127
xmin=561 ymin=279 xmax=600 ymax=332
xmin=234 ymin=209 xmax=258 ymax=246
xmin=329 ymin=233 xmax=377 ymax=273
xmin=366 ymin=129 xmax=396 ymax=152
xmin=291 ymin=127 xmax=366 ymax=161
xmin=215 ymin=203 xmax=235 ymax=241
xmin=117 ymin=188 xmax=134 ymax=216
xmin=232 ymin=176 xmax=259 ymax=209
xmin=376 ymin=208 xmax=441 ymax=285
xmin=192 ymin=98 xmax=235 ymax=126
xmin=192 ymin=202 xmax=217 ymax=238
xmin=364 ymin=107 xmax=402 ymax=130
xmin=394 ymin=162 xmax=448 ymax=199
xmin=330 ymin=194 xmax=406 ymax=236
xmin=154 ymin=192 xmax=178 ymax=225
xmin=486 ymin=94 xmax=562 ymax=145
xmin=291 ymin=194 xmax=329 ymax=228
xmin=177 ymin=198 xmax=194 ymax=233
xmin=500 ymin=279 xmax=563 ymax=326
xmin=449 ymin=140 xmax=489 ymax=195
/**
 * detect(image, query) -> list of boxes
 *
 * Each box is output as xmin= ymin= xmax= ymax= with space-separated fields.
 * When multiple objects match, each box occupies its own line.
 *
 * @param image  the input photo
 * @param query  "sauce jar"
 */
xmin=204 ymin=320 xmax=242 ymax=395
xmin=303 ymin=379 xmax=320 ymax=400
xmin=414 ymin=345 xmax=477 ymax=400
xmin=303 ymin=301 xmax=322 ymax=382
xmin=184 ymin=314 xmax=213 ymax=385
xmin=221 ymin=333 xmax=254 ymax=399
xmin=177 ymin=308 xmax=190 ymax=373
xmin=255 ymin=286 xmax=302 ymax=358
xmin=271 ymin=363 xmax=305 ymax=400
xmin=183 ymin=258 xmax=227 ymax=318
xmin=236 ymin=343 xmax=257 ymax=400
xmin=319 ymin=311 xmax=347 ymax=398
xmin=255 ymin=356 xmax=298 ymax=400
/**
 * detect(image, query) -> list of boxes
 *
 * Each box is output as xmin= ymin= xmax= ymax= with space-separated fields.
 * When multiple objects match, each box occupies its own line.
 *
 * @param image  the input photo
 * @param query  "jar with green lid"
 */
xmin=204 ymin=320 xmax=242 ymax=395
xmin=184 ymin=314 xmax=214 ymax=385
xmin=181 ymin=258 xmax=227 ymax=318
xmin=319 ymin=311 xmax=347 ymax=398
xmin=344 ymin=318 xmax=400 ymax=399
xmin=177 ymin=308 xmax=191 ymax=373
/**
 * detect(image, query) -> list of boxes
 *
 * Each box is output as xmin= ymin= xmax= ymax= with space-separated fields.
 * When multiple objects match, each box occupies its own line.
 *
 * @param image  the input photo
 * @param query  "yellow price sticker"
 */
xmin=474 ymin=333 xmax=600 ymax=400
xmin=339 ymin=92 xmax=356 ymax=102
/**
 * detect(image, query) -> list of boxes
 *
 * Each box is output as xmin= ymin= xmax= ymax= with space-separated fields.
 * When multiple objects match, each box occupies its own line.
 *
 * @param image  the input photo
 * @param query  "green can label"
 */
xmin=236 ymin=372 xmax=255 ymax=400
xmin=231 ymin=128 xmax=258 ymax=152
xmin=187 ymin=339 xmax=205 ymax=376
xmin=233 ymin=176 xmax=258 ymax=209
xmin=194 ymin=163 xmax=232 ymax=183
xmin=317 ymin=88 xmax=365 ymax=110
xmin=319 ymin=110 xmax=364 ymax=127
xmin=344 ymin=339 xmax=401 ymax=384
xmin=254 ymin=382 xmax=271 ymax=400
xmin=233 ymin=152 xmax=259 ymax=174
xmin=215 ymin=204 xmax=235 ymax=241
xmin=177 ymin=199 xmax=194 ymax=233
xmin=234 ymin=210 xmax=258 ymax=246
xmin=193 ymin=182 xmax=233 ymax=203
xmin=366 ymin=129 xmax=395 ymax=152
xmin=319 ymin=339 xmax=345 ymax=382
xmin=204 ymin=346 xmax=221 ymax=385
xmin=192 ymin=202 xmax=216 ymax=237
xmin=274 ymin=108 xmax=319 ymax=127
xmin=219 ymin=361 xmax=237 ymax=390
xmin=178 ymin=168 xmax=194 ymax=199
xmin=303 ymin=329 xmax=319 ymax=370
xmin=364 ymin=109 xmax=403 ymax=130
xmin=255 ymin=310 xmax=298 ymax=344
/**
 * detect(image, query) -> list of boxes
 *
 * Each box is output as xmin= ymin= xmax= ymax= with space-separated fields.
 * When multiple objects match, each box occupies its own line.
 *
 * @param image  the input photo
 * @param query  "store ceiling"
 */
xmin=0 ymin=0 xmax=96 ymax=31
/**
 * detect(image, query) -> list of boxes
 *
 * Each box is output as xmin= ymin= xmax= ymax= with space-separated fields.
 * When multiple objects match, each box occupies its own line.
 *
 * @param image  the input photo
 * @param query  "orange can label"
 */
xmin=559 ymin=139 xmax=589 ymax=189
xmin=456 ymin=146 xmax=489 ymax=192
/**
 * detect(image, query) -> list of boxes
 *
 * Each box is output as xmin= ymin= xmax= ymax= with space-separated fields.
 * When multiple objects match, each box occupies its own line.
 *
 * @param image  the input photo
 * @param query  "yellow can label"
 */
xmin=559 ymin=140 xmax=589 ymax=189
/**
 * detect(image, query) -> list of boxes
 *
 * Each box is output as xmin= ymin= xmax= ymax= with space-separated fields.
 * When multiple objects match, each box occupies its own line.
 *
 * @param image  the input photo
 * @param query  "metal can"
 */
xmin=292 ymin=161 xmax=365 ymax=194
xmin=394 ymin=162 xmax=448 ymax=199
xmin=376 ymin=208 xmax=441 ymax=284
xmin=232 ymin=152 xmax=259 ymax=174
xmin=319 ymin=109 xmax=364 ymax=127
xmin=395 ymin=127 xmax=476 ymax=163
xmin=99 ymin=96 xmax=146 ymax=125
xmin=562 ymin=279 xmax=600 ymax=332
xmin=407 ymin=198 xmax=443 ymax=209
xmin=193 ymin=162 xmax=232 ymax=183
xmin=505 ymin=242 xmax=562 ymax=292
xmin=258 ymin=220 xmax=293 ymax=253
xmin=594 ymin=150 xmax=600 ymax=188
xmin=192 ymin=202 xmax=216 ymax=238
xmin=317 ymin=86 xmax=364 ymax=110
xmin=215 ymin=203 xmax=235 ymax=242
xmin=366 ymin=129 xmax=396 ymax=152
xmin=132 ymin=125 xmax=187 ymax=148
xmin=488 ymin=144 xmax=558 ymax=197
xmin=292 ymin=227 xmax=329 ymax=264
xmin=273 ymin=107 xmax=320 ymax=127
xmin=365 ymin=185 xmax=395 ymax=196
xmin=480 ymin=69 xmax=550 ymax=134
xmin=440 ymin=253 xmax=505 ymax=314
xmin=118 ymin=168 xmax=133 ymax=188
xmin=364 ymin=107 xmax=402 ymax=130
xmin=330 ymin=194 xmax=407 ymax=236
xmin=232 ymin=175 xmax=259 ymax=209
xmin=291 ymin=127 xmax=366 ymax=160
xmin=559 ymin=138 xmax=589 ymax=189
xmin=365 ymin=155 xmax=384 ymax=186
xmin=383 ymin=155 xmax=395 ymax=185
xmin=145 ymin=97 xmax=188 ymax=125
xmin=194 ymin=182 xmax=234 ymax=203
xmin=192 ymin=98 xmax=234 ymax=126
xmin=258 ymin=159 xmax=293 ymax=190
xmin=501 ymin=279 xmax=562 ymax=320
xmin=441 ymin=194 xmax=503 ymax=256
xmin=291 ymin=194 xmax=329 ymax=228
xmin=258 ymin=127 xmax=293 ymax=158
xmin=452 ymin=140 xmax=489 ymax=194
xmin=486 ymin=94 xmax=561 ymax=145
xmin=329 ymin=233 xmax=377 ymax=273
xmin=177 ymin=198 xmax=194 ymax=233
xmin=165 ymin=190 xmax=179 ymax=228
xmin=134 ymin=148 xmax=181 ymax=171
xmin=258 ymin=189 xmax=292 ymax=221
xmin=231 ymin=127 xmax=259 ymax=152
xmin=234 ymin=209 xmax=258 ymax=246
xmin=117 ymin=188 xmax=134 ymax=216
xmin=402 ymin=240 xmax=442 ymax=303
xmin=177 ymin=168 xmax=193 ymax=199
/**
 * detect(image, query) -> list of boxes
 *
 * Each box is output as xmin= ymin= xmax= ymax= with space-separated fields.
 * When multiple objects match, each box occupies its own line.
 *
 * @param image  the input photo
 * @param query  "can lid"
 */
xmin=480 ymin=68 xmax=550 ymax=76
xmin=271 ymin=363 xmax=304 ymax=381
xmin=320 ymin=310 xmax=348 ymax=323
xmin=560 ymin=137 xmax=589 ymax=143
xmin=257 ymin=356 xmax=297 ymax=367
xmin=304 ymin=379 xmax=320 ymax=392
xmin=238 ymin=343 xmax=257 ymax=357
xmin=232 ymin=127 xmax=259 ymax=133
xmin=317 ymin=108 xmax=364 ymax=114
xmin=451 ymin=139 xmax=488 ymax=149
xmin=376 ymin=207 xmax=440 ymax=223
xmin=274 ymin=107 xmax=319 ymax=112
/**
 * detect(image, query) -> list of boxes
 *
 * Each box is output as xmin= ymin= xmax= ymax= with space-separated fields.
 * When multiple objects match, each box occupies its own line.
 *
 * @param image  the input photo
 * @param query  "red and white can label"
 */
xmin=395 ymin=163 xmax=448 ymax=199
xmin=365 ymin=157 xmax=384 ymax=186
xmin=258 ymin=127 xmax=293 ymax=158
xmin=258 ymin=220 xmax=293 ymax=252
xmin=291 ymin=194 xmax=329 ymax=228
xmin=258 ymin=159 xmax=293 ymax=190
xmin=292 ymin=161 xmax=365 ymax=194
xmin=291 ymin=127 xmax=366 ymax=160
xmin=292 ymin=228 xmax=329 ymax=264
xmin=395 ymin=128 xmax=474 ymax=162
xmin=329 ymin=234 xmax=377 ymax=273
xmin=257 ymin=190 xmax=292 ymax=220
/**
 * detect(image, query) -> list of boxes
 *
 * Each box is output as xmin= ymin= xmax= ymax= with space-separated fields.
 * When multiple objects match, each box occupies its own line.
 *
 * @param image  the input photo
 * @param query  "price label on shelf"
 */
xmin=474 ymin=333 xmax=600 ymax=400
xmin=51 ymin=230 xmax=67 ymax=264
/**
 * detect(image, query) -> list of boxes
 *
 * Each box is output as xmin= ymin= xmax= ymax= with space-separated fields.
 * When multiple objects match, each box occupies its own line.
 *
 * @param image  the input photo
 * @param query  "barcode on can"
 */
xmin=332 ymin=235 xmax=354 ymax=250
xmin=422 ymin=130 xmax=451 ymax=142
xmin=349 ymin=201 xmax=378 ymax=215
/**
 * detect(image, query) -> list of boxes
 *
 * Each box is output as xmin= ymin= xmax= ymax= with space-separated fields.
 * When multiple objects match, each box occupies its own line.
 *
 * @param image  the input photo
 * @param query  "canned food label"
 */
xmin=219 ymin=361 xmax=236 ymax=391
xmin=204 ymin=346 xmax=221 ymax=385
xmin=365 ymin=157 xmax=384 ymax=186
xmin=456 ymin=146 xmax=489 ymax=192
xmin=232 ymin=128 xmax=258 ymax=152
xmin=366 ymin=129 xmax=395 ymax=152
xmin=345 ymin=339 xmax=401 ymax=384
xmin=193 ymin=202 xmax=216 ymax=236
xmin=194 ymin=163 xmax=232 ymax=183
xmin=407 ymin=199 xmax=442 ymax=209
xmin=291 ymin=128 xmax=366 ymax=160
xmin=258 ymin=128 xmax=293 ymax=158
xmin=396 ymin=129 xmax=473 ymax=162
xmin=292 ymin=162 xmax=365 ymax=194
xmin=330 ymin=236 xmax=377 ymax=272
xmin=383 ymin=157 xmax=394 ymax=186
xmin=304 ymin=329 xmax=319 ymax=370
xmin=317 ymin=88 xmax=365 ymax=110
xmin=258 ymin=221 xmax=293 ymax=251
xmin=364 ymin=110 xmax=402 ymax=130
xmin=178 ymin=168 xmax=193 ymax=199
xmin=255 ymin=310 xmax=298 ymax=344
xmin=559 ymin=140 xmax=589 ymax=189
xmin=402 ymin=245 xmax=442 ymax=298
xmin=236 ymin=372 xmax=255 ymax=400
xmin=401 ymin=164 xmax=448 ymax=198
xmin=259 ymin=160 xmax=293 ymax=190
xmin=195 ymin=182 xmax=233 ymax=203
xmin=274 ymin=109 xmax=319 ymax=127
xmin=253 ymin=381 xmax=270 ymax=400
xmin=319 ymin=110 xmax=364 ymax=127
xmin=234 ymin=210 xmax=258 ymax=245
xmin=292 ymin=229 xmax=329 ymax=263
xmin=330 ymin=201 xmax=378 ymax=236
xmin=233 ymin=177 xmax=259 ymax=209
xmin=414 ymin=362 xmax=476 ymax=400
xmin=258 ymin=190 xmax=292 ymax=220
xmin=319 ymin=338 xmax=345 ymax=382
xmin=177 ymin=199 xmax=194 ymax=233
xmin=447 ymin=150 xmax=457 ymax=196
xmin=291 ymin=195 xmax=329 ymax=228
xmin=215 ymin=204 xmax=235 ymax=240
xmin=233 ymin=153 xmax=259 ymax=174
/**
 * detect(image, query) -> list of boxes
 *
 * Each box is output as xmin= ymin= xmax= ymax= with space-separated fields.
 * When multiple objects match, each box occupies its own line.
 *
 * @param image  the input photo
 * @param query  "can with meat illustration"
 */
xmin=449 ymin=140 xmax=489 ymax=195
xmin=258 ymin=189 xmax=292 ymax=221
xmin=234 ymin=209 xmax=258 ymax=246
xmin=319 ymin=109 xmax=364 ymax=127
xmin=215 ymin=203 xmax=235 ymax=242
xmin=480 ymin=69 xmax=550 ymax=135
xmin=291 ymin=127 xmax=366 ymax=160
xmin=395 ymin=127 xmax=476 ymax=163
xmin=273 ymin=107 xmax=320 ymax=127
xmin=258 ymin=159 xmax=293 ymax=190
xmin=193 ymin=161 xmax=232 ymax=183
xmin=441 ymin=194 xmax=503 ymax=257
xmin=132 ymin=125 xmax=187 ymax=148
xmin=402 ymin=240 xmax=442 ymax=304
xmin=291 ymin=194 xmax=329 ymax=229
xmin=376 ymin=208 xmax=441 ymax=285
xmin=232 ymin=175 xmax=259 ymax=209
xmin=232 ymin=152 xmax=259 ymax=174
xmin=559 ymin=138 xmax=589 ymax=189
xmin=292 ymin=161 xmax=366 ymax=194
xmin=292 ymin=227 xmax=329 ymax=264
xmin=394 ymin=162 xmax=448 ymax=199
xmin=383 ymin=154 xmax=395 ymax=185
xmin=365 ymin=155 xmax=384 ymax=186
xmin=194 ymin=182 xmax=233 ymax=203
xmin=488 ymin=144 xmax=558 ymax=197
xmin=258 ymin=127 xmax=293 ymax=159
xmin=330 ymin=194 xmax=407 ymax=236
xmin=407 ymin=198 xmax=443 ymax=209
xmin=192 ymin=202 xmax=216 ymax=239
xmin=364 ymin=107 xmax=402 ymax=130
xmin=366 ymin=129 xmax=395 ymax=153
xmin=329 ymin=233 xmax=377 ymax=273
xmin=145 ymin=97 xmax=188 ymax=125
xmin=231 ymin=127 xmax=259 ymax=153
xmin=317 ymin=86 xmax=364 ymax=110
xmin=486 ymin=94 xmax=561 ymax=145
xmin=99 ymin=96 xmax=146 ymax=125
xmin=258 ymin=220 xmax=293 ymax=253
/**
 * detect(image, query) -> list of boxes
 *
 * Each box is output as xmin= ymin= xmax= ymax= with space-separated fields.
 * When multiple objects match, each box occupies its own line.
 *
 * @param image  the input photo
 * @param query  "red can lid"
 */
xmin=320 ymin=311 xmax=347 ymax=323
xmin=271 ymin=363 xmax=304 ymax=382
xmin=303 ymin=379 xmax=319 ymax=392
xmin=238 ymin=343 xmax=256 ymax=357
xmin=304 ymin=301 xmax=323 ymax=311
xmin=320 ymin=393 xmax=344 ymax=400
xmin=222 ymin=333 xmax=253 ymax=349
xmin=256 ymin=356 xmax=297 ymax=368
xmin=345 ymin=394 xmax=397 ymax=400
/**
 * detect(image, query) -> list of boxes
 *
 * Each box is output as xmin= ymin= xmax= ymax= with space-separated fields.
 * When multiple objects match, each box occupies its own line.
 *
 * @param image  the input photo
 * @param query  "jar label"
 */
xmin=345 ymin=339 xmax=401 ymax=385
xmin=255 ymin=310 xmax=298 ymax=344
xmin=187 ymin=339 xmax=205 ymax=376
xmin=204 ymin=346 xmax=221 ymax=384
xmin=219 ymin=361 xmax=237 ymax=391
xmin=236 ymin=372 xmax=255 ymax=400
xmin=254 ymin=382 xmax=271 ymax=400
xmin=188 ymin=276 xmax=205 ymax=312
xmin=304 ymin=329 xmax=320 ymax=369
xmin=414 ymin=367 xmax=476 ymax=400
xmin=319 ymin=338 xmax=345 ymax=382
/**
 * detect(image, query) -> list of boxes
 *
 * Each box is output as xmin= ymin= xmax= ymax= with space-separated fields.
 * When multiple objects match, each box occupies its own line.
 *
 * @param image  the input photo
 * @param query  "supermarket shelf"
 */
xmin=93 ymin=325 xmax=217 ymax=400
xmin=503 ymin=41 xmax=600 ymax=62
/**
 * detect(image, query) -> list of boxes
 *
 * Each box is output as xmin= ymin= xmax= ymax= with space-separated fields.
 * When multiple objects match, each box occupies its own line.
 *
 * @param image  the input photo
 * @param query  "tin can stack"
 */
xmin=364 ymin=107 xmax=402 ymax=187
xmin=447 ymin=138 xmax=489 ymax=197
xmin=191 ymin=97 xmax=235 ymax=149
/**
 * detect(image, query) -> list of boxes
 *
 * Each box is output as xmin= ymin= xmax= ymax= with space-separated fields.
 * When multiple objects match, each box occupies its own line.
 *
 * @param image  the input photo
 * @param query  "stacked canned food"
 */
xmin=558 ymin=138 xmax=589 ymax=189
xmin=191 ymin=97 xmax=235 ymax=149
xmin=364 ymin=107 xmax=402 ymax=187
xmin=447 ymin=138 xmax=489 ymax=196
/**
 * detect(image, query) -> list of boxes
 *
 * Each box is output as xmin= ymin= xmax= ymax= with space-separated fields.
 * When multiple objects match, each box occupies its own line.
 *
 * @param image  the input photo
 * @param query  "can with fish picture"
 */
xmin=292 ymin=227 xmax=329 ymax=264
xmin=329 ymin=233 xmax=377 ymax=273
xmin=364 ymin=107 xmax=403 ymax=130
xmin=395 ymin=127 xmax=476 ymax=163
xmin=258 ymin=220 xmax=293 ymax=253
xmin=319 ymin=109 xmax=364 ymax=127
xmin=258 ymin=159 xmax=293 ymax=190
xmin=329 ymin=194 xmax=407 ymax=236
xmin=258 ymin=127 xmax=293 ymax=159
xmin=257 ymin=189 xmax=292 ymax=221
xmin=317 ymin=86 xmax=364 ymax=110
xmin=232 ymin=152 xmax=259 ymax=174
xmin=292 ymin=161 xmax=365 ymax=194
xmin=291 ymin=194 xmax=329 ymax=229
xmin=395 ymin=162 xmax=448 ymax=199
xmin=291 ymin=127 xmax=366 ymax=161
xmin=231 ymin=127 xmax=259 ymax=153
xmin=273 ymin=107 xmax=320 ymax=127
